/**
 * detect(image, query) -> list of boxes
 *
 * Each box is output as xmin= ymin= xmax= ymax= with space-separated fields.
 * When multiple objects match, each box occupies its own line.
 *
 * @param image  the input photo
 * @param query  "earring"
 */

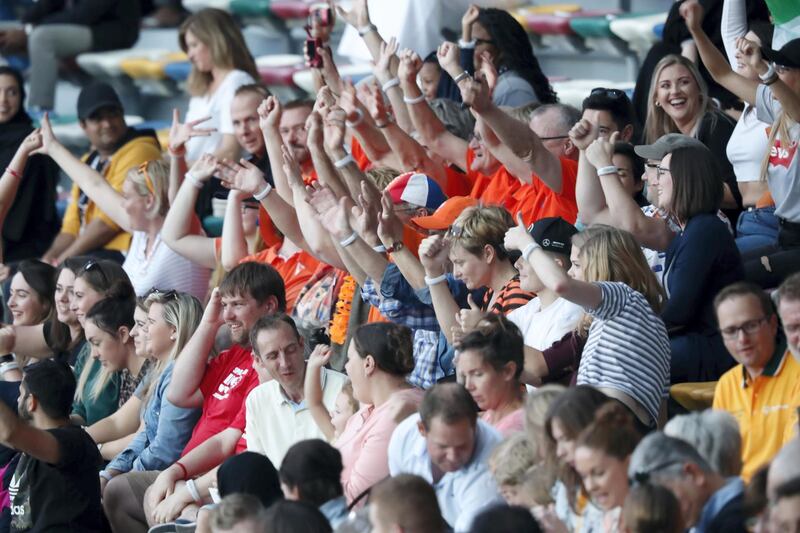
xmin=655 ymin=101 xmax=661 ymax=107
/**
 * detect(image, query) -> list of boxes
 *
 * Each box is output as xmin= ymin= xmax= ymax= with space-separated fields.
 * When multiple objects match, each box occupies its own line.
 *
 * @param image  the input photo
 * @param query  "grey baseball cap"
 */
xmin=634 ymin=133 xmax=706 ymax=160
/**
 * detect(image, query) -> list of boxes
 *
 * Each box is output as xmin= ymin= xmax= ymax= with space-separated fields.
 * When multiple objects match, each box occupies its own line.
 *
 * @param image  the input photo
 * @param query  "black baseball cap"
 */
xmin=762 ymin=38 xmax=800 ymax=69
xmin=77 ymin=82 xmax=123 ymax=120
xmin=527 ymin=217 xmax=577 ymax=255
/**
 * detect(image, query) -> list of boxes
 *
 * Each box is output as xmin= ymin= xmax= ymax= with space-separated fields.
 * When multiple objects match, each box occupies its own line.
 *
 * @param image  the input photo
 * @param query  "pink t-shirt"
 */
xmin=336 ymin=388 xmax=424 ymax=503
xmin=482 ymin=407 xmax=525 ymax=437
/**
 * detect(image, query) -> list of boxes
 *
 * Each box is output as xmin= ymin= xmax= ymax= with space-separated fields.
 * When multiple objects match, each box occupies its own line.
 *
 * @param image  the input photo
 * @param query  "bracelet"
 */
xmin=186 ymin=479 xmax=203 ymax=504
xmin=339 ymin=231 xmax=358 ymax=247
xmin=253 ymin=183 xmax=273 ymax=201
xmin=424 ymin=273 xmax=448 ymax=286
xmin=381 ymin=78 xmax=400 ymax=92
xmin=596 ymin=166 xmax=619 ymax=177
xmin=375 ymin=119 xmax=393 ymax=129
xmin=763 ymin=73 xmax=779 ymax=86
xmin=4 ymin=167 xmax=21 ymax=179
xmin=522 ymin=242 xmax=540 ymax=262
xmin=358 ymin=23 xmax=377 ymax=36
xmin=759 ymin=64 xmax=776 ymax=82
xmin=168 ymin=145 xmax=186 ymax=158
xmin=403 ymin=93 xmax=426 ymax=104
xmin=345 ymin=108 xmax=364 ymax=129
xmin=458 ymin=38 xmax=477 ymax=49
xmin=453 ymin=71 xmax=471 ymax=84
xmin=99 ymin=471 xmax=113 ymax=482
xmin=175 ymin=461 xmax=189 ymax=481
xmin=0 ymin=361 xmax=19 ymax=374
xmin=185 ymin=172 xmax=204 ymax=190
xmin=372 ymin=244 xmax=387 ymax=253
xmin=333 ymin=153 xmax=355 ymax=169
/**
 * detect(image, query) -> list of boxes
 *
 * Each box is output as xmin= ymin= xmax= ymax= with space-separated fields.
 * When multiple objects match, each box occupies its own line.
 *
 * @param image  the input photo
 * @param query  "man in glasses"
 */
xmin=712 ymin=282 xmax=800 ymax=481
xmin=628 ymin=432 xmax=748 ymax=532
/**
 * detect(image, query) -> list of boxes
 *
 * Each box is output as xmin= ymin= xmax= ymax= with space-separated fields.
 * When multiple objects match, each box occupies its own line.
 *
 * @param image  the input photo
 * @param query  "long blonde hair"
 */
xmin=179 ymin=8 xmax=259 ymax=96
xmin=645 ymin=54 xmax=711 ymax=143
xmin=759 ymin=111 xmax=796 ymax=182
xmin=126 ymin=159 xmax=170 ymax=219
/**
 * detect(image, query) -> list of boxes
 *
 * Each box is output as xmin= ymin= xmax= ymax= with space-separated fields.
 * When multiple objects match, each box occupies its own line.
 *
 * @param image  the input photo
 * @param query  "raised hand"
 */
xmin=305 ymin=110 xmax=324 ymax=150
xmin=398 ymin=48 xmax=423 ymax=85
xmin=313 ymin=86 xmax=336 ymax=118
xmin=323 ymin=107 xmax=347 ymax=153
xmin=374 ymin=36 xmax=399 ymax=81
xmin=308 ymin=343 xmax=332 ymax=367
xmin=377 ymin=190 xmax=404 ymax=246
xmin=367 ymin=81 xmax=391 ymax=124
xmin=306 ymin=181 xmax=339 ymax=220
xmin=188 ymin=153 xmax=219 ymax=183
xmin=351 ymin=182 xmax=381 ymax=245
xmin=280 ymin=144 xmax=305 ymax=190
xmin=437 ymin=41 xmax=461 ymax=75
xmin=418 ymin=234 xmax=451 ymax=275
xmin=679 ymin=0 xmax=704 ymax=33
xmin=456 ymin=293 xmax=483 ymax=334
xmin=216 ymin=157 xmax=266 ymax=195
xmin=32 ymin=112 xmax=58 ymax=155
xmin=478 ymin=51 xmax=498 ymax=93
xmin=460 ymin=76 xmax=492 ymax=113
xmin=736 ymin=36 xmax=767 ymax=74
xmin=18 ymin=128 xmax=43 ymax=157
xmin=257 ymin=96 xmax=282 ymax=131
xmin=317 ymin=47 xmax=343 ymax=94
xmin=462 ymin=4 xmax=481 ymax=31
xmin=568 ymin=118 xmax=598 ymax=151
xmin=0 ymin=326 xmax=16 ymax=355
xmin=503 ymin=213 xmax=534 ymax=253
xmin=335 ymin=0 xmax=370 ymax=29
xmin=338 ymin=79 xmax=361 ymax=124
xmin=201 ymin=287 xmax=225 ymax=329
xmin=584 ymin=131 xmax=619 ymax=170
xmin=168 ymin=109 xmax=216 ymax=153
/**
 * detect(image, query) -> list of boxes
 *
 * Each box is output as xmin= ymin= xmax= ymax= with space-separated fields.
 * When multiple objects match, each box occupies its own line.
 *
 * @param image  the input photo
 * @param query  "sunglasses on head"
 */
xmin=80 ymin=260 xmax=109 ymax=286
xmin=147 ymin=288 xmax=179 ymax=300
xmin=590 ymin=87 xmax=627 ymax=100
xmin=628 ymin=459 xmax=682 ymax=487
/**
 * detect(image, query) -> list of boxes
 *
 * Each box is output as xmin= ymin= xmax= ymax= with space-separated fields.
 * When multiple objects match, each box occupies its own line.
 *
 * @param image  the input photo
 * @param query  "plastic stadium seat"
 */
xmin=670 ymin=382 xmax=717 ymax=411
xmin=270 ymin=0 xmax=312 ymax=20
xmin=524 ymin=10 xmax=620 ymax=36
xmin=255 ymin=54 xmax=304 ymax=86
xmin=610 ymin=12 xmax=668 ymax=55
xmin=230 ymin=0 xmax=271 ymax=17
xmin=120 ymin=52 xmax=188 ymax=81
xmin=292 ymin=63 xmax=373 ymax=94
xmin=164 ymin=61 xmax=193 ymax=83
xmin=184 ymin=0 xmax=231 ymax=13
xmin=77 ymin=49 xmax=170 ymax=78
xmin=654 ymin=23 xmax=665 ymax=39
xmin=510 ymin=4 xmax=581 ymax=27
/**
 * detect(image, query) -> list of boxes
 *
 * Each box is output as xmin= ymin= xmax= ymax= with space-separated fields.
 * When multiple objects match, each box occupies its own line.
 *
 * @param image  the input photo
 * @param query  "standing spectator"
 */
xmin=6 ymin=359 xmax=106 ymax=531
xmin=368 ymin=474 xmax=446 ymax=533
xmin=41 ymin=83 xmax=162 ymax=265
xmin=388 ymin=382 xmax=503 ymax=532
xmin=0 ymin=66 xmax=59 ymax=263
xmin=0 ymin=1 xmax=141 ymax=114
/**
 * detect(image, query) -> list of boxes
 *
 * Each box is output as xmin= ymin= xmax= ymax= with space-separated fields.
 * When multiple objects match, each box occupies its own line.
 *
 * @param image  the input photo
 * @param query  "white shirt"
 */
xmin=507 ymin=296 xmax=584 ymax=351
xmin=184 ymin=69 xmax=255 ymax=162
xmin=244 ymin=367 xmax=347 ymax=467
xmin=388 ymin=414 xmax=504 ymax=532
xmin=123 ymin=231 xmax=210 ymax=300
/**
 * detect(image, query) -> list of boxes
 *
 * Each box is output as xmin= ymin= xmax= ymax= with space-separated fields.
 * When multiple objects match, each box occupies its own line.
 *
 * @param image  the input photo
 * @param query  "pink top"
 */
xmin=336 ymin=387 xmax=425 ymax=503
xmin=482 ymin=407 xmax=525 ymax=436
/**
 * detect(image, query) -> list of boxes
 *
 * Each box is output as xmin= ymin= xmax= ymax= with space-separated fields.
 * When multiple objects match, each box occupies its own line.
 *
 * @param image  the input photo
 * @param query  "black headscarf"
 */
xmin=0 ymin=66 xmax=33 ymax=145
xmin=217 ymin=451 xmax=283 ymax=508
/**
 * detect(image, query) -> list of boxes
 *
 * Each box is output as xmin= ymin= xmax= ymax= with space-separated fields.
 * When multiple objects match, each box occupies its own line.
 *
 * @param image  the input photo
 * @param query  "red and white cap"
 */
xmin=385 ymin=172 xmax=447 ymax=210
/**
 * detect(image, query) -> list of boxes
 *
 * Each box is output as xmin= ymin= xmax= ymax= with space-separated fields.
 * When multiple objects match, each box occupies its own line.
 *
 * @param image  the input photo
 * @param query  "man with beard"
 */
xmin=5 ymin=359 xmax=106 ymax=532
xmin=102 ymin=261 xmax=286 ymax=532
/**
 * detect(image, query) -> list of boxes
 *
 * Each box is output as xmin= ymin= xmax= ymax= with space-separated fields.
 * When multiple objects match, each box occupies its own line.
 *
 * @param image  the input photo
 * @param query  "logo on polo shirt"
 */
xmin=212 ymin=367 xmax=249 ymax=401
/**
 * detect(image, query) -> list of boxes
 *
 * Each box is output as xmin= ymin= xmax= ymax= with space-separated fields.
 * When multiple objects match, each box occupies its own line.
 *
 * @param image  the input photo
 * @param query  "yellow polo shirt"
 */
xmin=713 ymin=349 xmax=800 ymax=481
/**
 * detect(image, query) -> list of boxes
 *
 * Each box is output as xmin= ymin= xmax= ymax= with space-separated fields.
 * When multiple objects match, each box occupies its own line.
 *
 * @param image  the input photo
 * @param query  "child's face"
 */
xmin=419 ymin=62 xmax=441 ymax=101
xmin=331 ymin=391 xmax=356 ymax=437
xmin=500 ymin=483 xmax=530 ymax=507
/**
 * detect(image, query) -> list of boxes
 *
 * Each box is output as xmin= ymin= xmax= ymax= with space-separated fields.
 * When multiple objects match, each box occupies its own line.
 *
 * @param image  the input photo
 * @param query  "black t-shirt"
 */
xmin=9 ymin=426 xmax=106 ymax=533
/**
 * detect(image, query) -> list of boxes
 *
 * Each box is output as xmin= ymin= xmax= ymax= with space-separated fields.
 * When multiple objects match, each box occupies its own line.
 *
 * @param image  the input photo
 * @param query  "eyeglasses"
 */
xmin=590 ymin=87 xmax=627 ymax=100
xmin=629 ymin=459 xmax=682 ymax=486
xmin=720 ymin=316 xmax=769 ymax=339
xmin=448 ymin=224 xmax=466 ymax=238
xmin=147 ymin=288 xmax=179 ymax=301
xmin=656 ymin=166 xmax=671 ymax=179
xmin=138 ymin=161 xmax=155 ymax=194
xmin=539 ymin=135 xmax=570 ymax=141
xmin=644 ymin=162 xmax=659 ymax=172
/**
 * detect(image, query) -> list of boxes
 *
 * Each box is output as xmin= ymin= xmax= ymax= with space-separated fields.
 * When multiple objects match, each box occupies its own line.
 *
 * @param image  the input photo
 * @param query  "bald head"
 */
xmin=768 ymin=437 xmax=800 ymax=499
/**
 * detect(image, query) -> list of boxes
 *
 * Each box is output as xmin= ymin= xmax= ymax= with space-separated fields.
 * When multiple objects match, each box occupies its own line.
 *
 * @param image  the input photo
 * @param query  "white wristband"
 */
xmin=186 ymin=479 xmax=202 ymax=504
xmin=759 ymin=64 xmax=776 ymax=82
xmin=185 ymin=172 xmax=204 ymax=190
xmin=424 ymin=273 xmax=448 ymax=286
xmin=253 ymin=183 xmax=273 ymax=201
xmin=334 ymin=154 xmax=355 ymax=169
xmin=403 ymin=93 xmax=426 ymax=104
xmin=99 ymin=471 xmax=113 ymax=481
xmin=0 ymin=361 xmax=18 ymax=374
xmin=345 ymin=108 xmax=364 ymax=129
xmin=522 ymin=242 xmax=540 ymax=262
xmin=596 ymin=166 xmax=619 ymax=177
xmin=453 ymin=71 xmax=471 ymax=84
xmin=372 ymin=244 xmax=387 ymax=253
xmin=339 ymin=231 xmax=358 ymax=247
xmin=381 ymin=78 xmax=400 ymax=92
xmin=358 ymin=24 xmax=377 ymax=36
xmin=458 ymin=38 xmax=477 ymax=49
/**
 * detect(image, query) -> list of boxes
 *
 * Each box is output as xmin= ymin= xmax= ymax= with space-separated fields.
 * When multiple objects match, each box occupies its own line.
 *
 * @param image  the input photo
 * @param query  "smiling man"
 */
xmin=712 ymin=282 xmax=800 ymax=481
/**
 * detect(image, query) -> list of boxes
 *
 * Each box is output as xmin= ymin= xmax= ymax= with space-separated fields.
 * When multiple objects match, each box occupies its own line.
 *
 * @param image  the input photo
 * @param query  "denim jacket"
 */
xmin=106 ymin=361 xmax=201 ymax=473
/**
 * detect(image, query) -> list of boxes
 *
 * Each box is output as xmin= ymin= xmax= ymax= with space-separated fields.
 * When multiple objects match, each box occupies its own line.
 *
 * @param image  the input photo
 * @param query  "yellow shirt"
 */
xmin=61 ymin=132 xmax=162 ymax=253
xmin=713 ymin=349 xmax=800 ymax=481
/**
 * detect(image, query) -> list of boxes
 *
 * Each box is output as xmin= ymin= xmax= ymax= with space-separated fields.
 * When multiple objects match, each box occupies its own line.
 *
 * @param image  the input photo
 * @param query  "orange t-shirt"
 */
xmin=465 ymin=148 xmax=521 ymax=209
xmin=350 ymin=137 xmax=373 ymax=172
xmin=443 ymin=165 xmax=472 ymax=198
xmin=512 ymin=157 xmax=579 ymax=225
xmin=240 ymin=244 xmax=321 ymax=312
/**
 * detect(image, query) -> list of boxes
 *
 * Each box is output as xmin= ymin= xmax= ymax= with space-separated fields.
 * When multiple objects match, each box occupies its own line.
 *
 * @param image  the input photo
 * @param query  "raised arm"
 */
xmin=259 ymin=97 xmax=295 ymax=205
xmin=571 ymin=119 xmax=611 ymax=225
xmin=304 ymin=345 xmax=336 ymax=442
xmin=371 ymin=37 xmax=413 ymax=134
xmin=0 ymin=398 xmax=61 ymax=464
xmin=504 ymin=215 xmax=602 ymax=309
xmin=0 ymin=130 xmax=43 ymax=255
xmin=376 ymin=191 xmax=426 ymax=290
xmin=161 ymin=154 xmax=218 ymax=270
xmin=418 ymin=235 xmax=463 ymax=345
xmin=167 ymin=109 xmax=216 ymax=203
xmin=337 ymin=80 xmax=397 ymax=169
xmin=166 ymin=288 xmax=223 ymax=408
xmin=219 ymin=189 xmax=249 ymax=271
xmin=584 ymin=134 xmax=675 ymax=251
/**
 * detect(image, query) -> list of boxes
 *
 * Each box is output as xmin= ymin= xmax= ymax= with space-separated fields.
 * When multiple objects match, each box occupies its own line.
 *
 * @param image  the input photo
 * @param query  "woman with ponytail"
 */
xmin=574 ymin=402 xmax=644 ymax=532
xmin=98 ymin=290 xmax=203 ymax=501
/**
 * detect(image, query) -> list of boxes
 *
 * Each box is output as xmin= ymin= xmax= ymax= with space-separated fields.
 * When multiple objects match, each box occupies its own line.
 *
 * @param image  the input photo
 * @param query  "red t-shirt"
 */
xmin=231 ymin=397 xmax=250 ymax=454
xmin=181 ymin=345 xmax=259 ymax=456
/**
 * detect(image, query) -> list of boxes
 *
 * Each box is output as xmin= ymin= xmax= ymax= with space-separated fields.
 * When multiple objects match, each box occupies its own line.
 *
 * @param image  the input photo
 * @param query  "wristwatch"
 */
xmin=386 ymin=241 xmax=404 ymax=254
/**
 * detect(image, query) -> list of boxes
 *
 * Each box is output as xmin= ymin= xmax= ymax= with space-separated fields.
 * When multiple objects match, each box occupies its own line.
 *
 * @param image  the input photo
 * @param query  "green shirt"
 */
xmin=71 ymin=343 xmax=121 ymax=425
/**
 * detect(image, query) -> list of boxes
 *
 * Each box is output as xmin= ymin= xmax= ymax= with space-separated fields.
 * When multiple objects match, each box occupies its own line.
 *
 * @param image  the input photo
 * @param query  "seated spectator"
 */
xmin=771 ymin=477 xmax=800 ymax=533
xmin=0 ymin=2 xmax=140 ymax=114
xmin=37 ymin=115 xmax=211 ymax=300
xmin=5 ymin=359 xmax=106 ymax=531
xmin=209 ymin=493 xmax=268 ymax=533
xmin=622 ymin=484 xmax=683 ymax=533
xmin=664 ymin=410 xmax=743 ymax=478
xmin=305 ymin=351 xmax=358 ymax=442
xmin=712 ymin=282 xmax=800 ymax=480
xmin=581 ymin=87 xmax=638 ymax=143
xmin=488 ymin=433 xmax=555 ymax=508
xmin=768 ymin=439 xmax=800 ymax=500
xmin=506 ymin=223 xmax=669 ymax=428
xmin=333 ymin=323 xmax=422 ymax=502
xmin=0 ymin=66 xmax=59 ymax=262
xmin=368 ymin=474 xmax=446 ymax=533
xmin=777 ymin=272 xmax=800 ymax=364
xmin=99 ymin=293 xmax=203 ymax=506
xmin=574 ymin=402 xmax=644 ymax=530
xmin=41 ymin=83 xmax=162 ymax=265
xmin=245 ymin=314 xmax=346 ymax=466
xmin=629 ymin=432 xmax=748 ymax=532
xmin=469 ymin=504 xmax=542 ymax=533
xmin=217 ymin=451 xmax=283 ymax=508
xmin=280 ymin=439 xmax=348 ymax=528
xmin=456 ymin=314 xmax=525 ymax=435
xmin=262 ymin=500 xmax=332 ymax=533
xmin=107 ymin=262 xmax=284 ymax=531
xmin=524 ymin=384 xmax=565 ymax=461
xmin=388 ymin=382 xmax=503 ymax=532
